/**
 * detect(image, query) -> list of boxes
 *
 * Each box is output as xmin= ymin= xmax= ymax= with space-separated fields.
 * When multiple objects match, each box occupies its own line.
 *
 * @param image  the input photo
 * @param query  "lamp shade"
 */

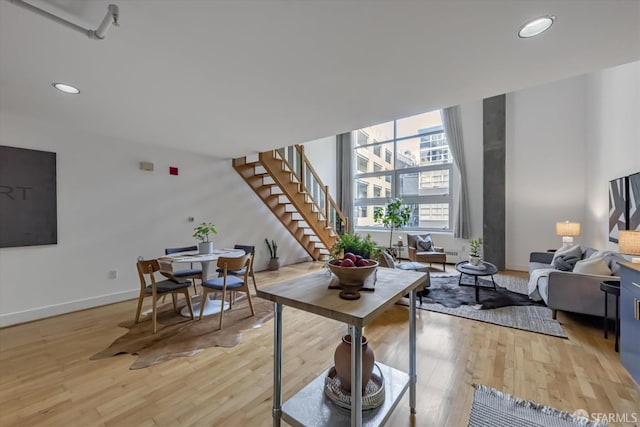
xmin=619 ymin=230 xmax=640 ymax=256
xmin=556 ymin=222 xmax=581 ymax=237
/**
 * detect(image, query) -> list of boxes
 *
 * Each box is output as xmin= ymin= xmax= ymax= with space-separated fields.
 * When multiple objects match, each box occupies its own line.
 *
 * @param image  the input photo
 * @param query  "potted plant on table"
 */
xmin=265 ymin=238 xmax=279 ymax=270
xmin=373 ymin=198 xmax=412 ymax=250
xmin=193 ymin=222 xmax=217 ymax=254
xmin=468 ymin=237 xmax=483 ymax=266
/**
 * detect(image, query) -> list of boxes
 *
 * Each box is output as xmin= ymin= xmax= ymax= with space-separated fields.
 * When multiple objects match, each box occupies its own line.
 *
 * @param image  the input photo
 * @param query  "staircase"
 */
xmin=232 ymin=146 xmax=348 ymax=261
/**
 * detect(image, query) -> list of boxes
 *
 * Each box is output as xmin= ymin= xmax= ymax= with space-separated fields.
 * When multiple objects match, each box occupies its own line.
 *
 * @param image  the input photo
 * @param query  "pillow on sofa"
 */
xmin=551 ymin=244 xmax=582 ymax=265
xmin=416 ymin=235 xmax=433 ymax=251
xmin=573 ymin=256 xmax=611 ymax=276
xmin=590 ymin=250 xmax=626 ymax=276
xmin=553 ymin=255 xmax=580 ymax=271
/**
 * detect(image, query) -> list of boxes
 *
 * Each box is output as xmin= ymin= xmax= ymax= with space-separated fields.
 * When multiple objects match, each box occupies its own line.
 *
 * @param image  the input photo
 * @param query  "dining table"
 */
xmin=158 ymin=248 xmax=245 ymax=317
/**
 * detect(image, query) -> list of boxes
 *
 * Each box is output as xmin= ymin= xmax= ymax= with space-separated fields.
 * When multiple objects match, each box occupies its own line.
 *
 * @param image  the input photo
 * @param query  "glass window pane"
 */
xmin=355 ymin=205 xmax=384 ymax=228
xmin=361 ymin=121 xmax=394 ymax=143
xmin=398 ymin=169 xmax=450 ymax=196
xmin=417 ymin=203 xmax=450 ymax=229
xmin=356 ymin=130 xmax=370 ymax=146
xmin=355 ymin=176 xmax=391 ymax=199
xmin=396 ymin=110 xmax=442 ymax=139
xmin=355 ymin=143 xmax=394 ymax=173
xmin=420 ymin=131 xmax=451 ymax=165
xmin=396 ymin=137 xmax=421 ymax=169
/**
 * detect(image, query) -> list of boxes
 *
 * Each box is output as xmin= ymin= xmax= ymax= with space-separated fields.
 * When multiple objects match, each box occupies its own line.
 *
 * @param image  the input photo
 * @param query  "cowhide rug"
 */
xmin=91 ymin=297 xmax=273 ymax=369
xmin=422 ymin=275 xmax=543 ymax=309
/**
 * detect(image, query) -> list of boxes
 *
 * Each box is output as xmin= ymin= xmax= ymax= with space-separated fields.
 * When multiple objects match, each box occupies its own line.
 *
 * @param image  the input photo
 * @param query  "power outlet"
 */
xmin=109 ymin=269 xmax=118 ymax=279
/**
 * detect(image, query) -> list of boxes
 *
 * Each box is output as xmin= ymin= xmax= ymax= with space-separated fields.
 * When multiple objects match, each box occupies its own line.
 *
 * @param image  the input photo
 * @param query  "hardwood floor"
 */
xmin=1 ymin=262 xmax=638 ymax=426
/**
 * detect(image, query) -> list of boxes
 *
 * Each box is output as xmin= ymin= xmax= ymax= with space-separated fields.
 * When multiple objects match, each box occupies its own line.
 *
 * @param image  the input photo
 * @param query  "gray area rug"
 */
xmin=399 ymin=274 xmax=567 ymax=338
xmin=469 ymin=384 xmax=607 ymax=427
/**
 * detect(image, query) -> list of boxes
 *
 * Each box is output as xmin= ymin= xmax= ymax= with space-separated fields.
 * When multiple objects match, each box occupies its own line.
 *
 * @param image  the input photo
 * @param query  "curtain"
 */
xmin=442 ymin=106 xmax=471 ymax=239
xmin=336 ymin=132 xmax=354 ymax=233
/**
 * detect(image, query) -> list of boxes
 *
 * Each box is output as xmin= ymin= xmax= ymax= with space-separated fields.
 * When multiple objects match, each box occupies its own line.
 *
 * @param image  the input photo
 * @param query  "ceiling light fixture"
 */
xmin=518 ymin=15 xmax=555 ymax=38
xmin=52 ymin=83 xmax=80 ymax=94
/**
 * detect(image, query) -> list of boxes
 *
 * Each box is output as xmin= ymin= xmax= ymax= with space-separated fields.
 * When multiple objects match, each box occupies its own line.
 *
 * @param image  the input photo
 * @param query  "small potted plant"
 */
xmin=265 ymin=238 xmax=279 ymax=270
xmin=193 ymin=222 xmax=217 ymax=254
xmin=468 ymin=237 xmax=483 ymax=266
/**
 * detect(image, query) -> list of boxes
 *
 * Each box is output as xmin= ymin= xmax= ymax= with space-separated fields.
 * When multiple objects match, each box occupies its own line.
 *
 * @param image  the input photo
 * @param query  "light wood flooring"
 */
xmin=1 ymin=262 xmax=638 ymax=426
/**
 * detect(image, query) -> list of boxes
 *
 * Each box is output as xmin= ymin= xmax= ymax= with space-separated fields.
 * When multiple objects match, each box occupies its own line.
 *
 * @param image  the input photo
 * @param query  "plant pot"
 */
xmin=333 ymin=334 xmax=375 ymax=393
xmin=268 ymin=257 xmax=280 ymax=271
xmin=198 ymin=242 xmax=213 ymax=254
xmin=469 ymin=255 xmax=481 ymax=266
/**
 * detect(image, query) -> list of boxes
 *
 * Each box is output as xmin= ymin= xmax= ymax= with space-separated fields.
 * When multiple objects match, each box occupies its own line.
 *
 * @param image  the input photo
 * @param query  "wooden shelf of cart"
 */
xmin=257 ymin=268 xmax=426 ymax=427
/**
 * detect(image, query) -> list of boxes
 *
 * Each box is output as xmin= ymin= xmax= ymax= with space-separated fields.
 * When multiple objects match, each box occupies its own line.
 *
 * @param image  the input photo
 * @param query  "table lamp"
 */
xmin=556 ymin=221 xmax=580 ymax=245
xmin=619 ymin=230 xmax=640 ymax=263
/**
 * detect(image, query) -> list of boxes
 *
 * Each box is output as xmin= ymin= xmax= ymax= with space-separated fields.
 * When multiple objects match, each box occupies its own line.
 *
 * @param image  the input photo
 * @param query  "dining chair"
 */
xmin=164 ymin=245 xmax=203 ymax=293
xmin=135 ymin=259 xmax=194 ymax=334
xmin=216 ymin=244 xmax=257 ymax=293
xmin=201 ymin=254 xmax=254 ymax=329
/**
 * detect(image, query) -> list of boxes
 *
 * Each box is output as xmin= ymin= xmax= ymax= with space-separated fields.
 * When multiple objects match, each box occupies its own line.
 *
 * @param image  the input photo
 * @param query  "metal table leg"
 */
xmin=410 ymin=288 xmax=417 ymax=414
xmin=273 ymin=302 xmax=283 ymax=427
xmin=351 ymin=325 xmax=363 ymax=427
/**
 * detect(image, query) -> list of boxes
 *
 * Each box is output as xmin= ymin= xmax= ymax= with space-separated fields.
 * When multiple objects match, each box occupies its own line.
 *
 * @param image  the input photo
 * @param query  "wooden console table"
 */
xmin=257 ymin=267 xmax=427 ymax=427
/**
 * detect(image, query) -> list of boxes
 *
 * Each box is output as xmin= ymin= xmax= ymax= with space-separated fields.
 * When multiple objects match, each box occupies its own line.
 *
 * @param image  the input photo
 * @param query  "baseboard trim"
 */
xmin=0 ymin=289 xmax=138 ymax=328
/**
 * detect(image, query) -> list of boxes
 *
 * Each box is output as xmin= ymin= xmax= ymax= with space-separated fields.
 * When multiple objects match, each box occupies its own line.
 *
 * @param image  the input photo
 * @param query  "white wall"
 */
xmin=505 ymin=76 xmax=589 ymax=271
xmin=0 ymin=113 xmax=309 ymax=326
xmin=584 ymin=61 xmax=640 ymax=250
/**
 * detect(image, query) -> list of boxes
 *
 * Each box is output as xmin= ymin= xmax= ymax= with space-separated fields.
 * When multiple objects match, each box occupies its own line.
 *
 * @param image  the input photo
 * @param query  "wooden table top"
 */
xmin=256 ymin=267 xmax=427 ymax=327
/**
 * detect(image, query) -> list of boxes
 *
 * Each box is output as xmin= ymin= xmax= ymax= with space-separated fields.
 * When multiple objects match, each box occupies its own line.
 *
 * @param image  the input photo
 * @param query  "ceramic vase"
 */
xmin=198 ymin=242 xmax=213 ymax=254
xmin=469 ymin=255 xmax=481 ymax=266
xmin=333 ymin=334 xmax=375 ymax=393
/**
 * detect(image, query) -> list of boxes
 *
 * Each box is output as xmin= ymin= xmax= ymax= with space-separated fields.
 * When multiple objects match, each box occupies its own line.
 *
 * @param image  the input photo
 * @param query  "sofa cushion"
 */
xmin=551 ymin=244 xmax=582 ymax=265
xmin=573 ymin=256 xmax=611 ymax=276
xmin=416 ymin=234 xmax=433 ymax=251
xmin=529 ymin=261 xmax=553 ymax=275
xmin=553 ymin=255 xmax=580 ymax=271
xmin=590 ymin=250 xmax=626 ymax=276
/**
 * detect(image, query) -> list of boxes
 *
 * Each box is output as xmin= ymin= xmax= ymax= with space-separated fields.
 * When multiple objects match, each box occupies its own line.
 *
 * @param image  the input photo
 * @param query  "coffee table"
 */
xmin=455 ymin=261 xmax=498 ymax=302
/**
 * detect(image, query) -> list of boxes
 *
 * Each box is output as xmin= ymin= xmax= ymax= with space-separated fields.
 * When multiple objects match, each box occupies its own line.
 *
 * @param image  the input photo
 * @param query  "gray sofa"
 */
xmin=529 ymin=248 xmax=623 ymax=319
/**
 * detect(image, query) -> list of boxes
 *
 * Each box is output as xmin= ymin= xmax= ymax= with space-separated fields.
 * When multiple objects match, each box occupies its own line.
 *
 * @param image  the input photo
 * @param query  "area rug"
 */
xmin=398 ymin=274 xmax=567 ymax=338
xmin=469 ymin=384 xmax=607 ymax=426
xmin=91 ymin=297 xmax=273 ymax=369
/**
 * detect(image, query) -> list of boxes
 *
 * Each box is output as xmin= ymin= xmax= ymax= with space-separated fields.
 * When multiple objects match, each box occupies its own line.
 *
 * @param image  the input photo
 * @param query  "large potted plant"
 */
xmin=193 ymin=222 xmax=217 ymax=254
xmin=373 ymin=198 xmax=412 ymax=249
xmin=265 ymin=238 xmax=279 ymax=270
xmin=329 ymin=232 xmax=378 ymax=259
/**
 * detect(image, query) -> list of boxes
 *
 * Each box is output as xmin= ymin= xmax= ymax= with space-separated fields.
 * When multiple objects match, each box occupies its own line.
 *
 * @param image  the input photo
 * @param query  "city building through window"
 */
xmin=352 ymin=110 xmax=454 ymax=231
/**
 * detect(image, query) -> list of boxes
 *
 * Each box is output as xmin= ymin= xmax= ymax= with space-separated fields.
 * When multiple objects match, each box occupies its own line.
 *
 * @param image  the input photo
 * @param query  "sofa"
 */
xmin=528 ymin=246 xmax=625 ymax=319
xmin=406 ymin=233 xmax=446 ymax=271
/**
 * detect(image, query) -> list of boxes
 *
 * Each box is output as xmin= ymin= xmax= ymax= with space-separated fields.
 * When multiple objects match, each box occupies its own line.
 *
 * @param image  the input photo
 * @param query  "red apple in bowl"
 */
xmin=355 ymin=258 xmax=370 ymax=267
xmin=343 ymin=252 xmax=357 ymax=263
xmin=340 ymin=258 xmax=356 ymax=267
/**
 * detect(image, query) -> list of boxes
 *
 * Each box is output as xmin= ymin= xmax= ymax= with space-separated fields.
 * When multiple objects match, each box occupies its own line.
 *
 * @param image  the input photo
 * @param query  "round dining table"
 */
xmin=159 ymin=248 xmax=245 ymax=317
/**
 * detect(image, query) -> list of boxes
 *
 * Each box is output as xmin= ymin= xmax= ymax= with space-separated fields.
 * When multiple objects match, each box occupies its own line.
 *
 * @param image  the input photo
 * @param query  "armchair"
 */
xmin=407 ymin=233 xmax=446 ymax=271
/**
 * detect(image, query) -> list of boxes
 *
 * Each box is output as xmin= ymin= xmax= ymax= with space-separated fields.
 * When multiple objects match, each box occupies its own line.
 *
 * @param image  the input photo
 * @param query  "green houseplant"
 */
xmin=468 ymin=237 xmax=483 ymax=266
xmin=373 ymin=198 xmax=412 ymax=249
xmin=193 ymin=222 xmax=217 ymax=254
xmin=330 ymin=233 xmax=378 ymax=260
xmin=265 ymin=238 xmax=279 ymax=270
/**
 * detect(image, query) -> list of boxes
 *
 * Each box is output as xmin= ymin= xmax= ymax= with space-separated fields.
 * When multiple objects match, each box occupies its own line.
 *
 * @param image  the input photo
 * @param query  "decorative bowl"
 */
xmin=326 ymin=259 xmax=378 ymax=288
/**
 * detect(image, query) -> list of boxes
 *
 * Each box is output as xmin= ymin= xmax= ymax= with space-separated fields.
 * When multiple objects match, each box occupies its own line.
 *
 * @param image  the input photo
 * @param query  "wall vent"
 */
xmin=444 ymin=250 xmax=459 ymax=257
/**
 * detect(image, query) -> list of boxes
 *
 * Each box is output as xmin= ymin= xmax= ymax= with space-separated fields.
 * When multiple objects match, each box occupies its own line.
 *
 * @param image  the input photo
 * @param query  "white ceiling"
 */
xmin=1 ymin=0 xmax=639 ymax=159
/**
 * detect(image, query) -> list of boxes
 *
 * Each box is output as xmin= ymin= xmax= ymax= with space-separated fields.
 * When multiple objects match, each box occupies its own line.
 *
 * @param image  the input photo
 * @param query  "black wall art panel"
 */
xmin=628 ymin=171 xmax=640 ymax=231
xmin=0 ymin=145 xmax=57 ymax=247
xmin=609 ymin=176 xmax=628 ymax=243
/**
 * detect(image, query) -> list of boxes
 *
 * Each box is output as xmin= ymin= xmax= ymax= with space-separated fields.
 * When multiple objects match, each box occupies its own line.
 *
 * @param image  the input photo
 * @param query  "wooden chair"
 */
xmin=216 ymin=244 xmax=257 ymax=293
xmin=201 ymin=254 xmax=254 ymax=329
xmin=135 ymin=259 xmax=194 ymax=334
xmin=162 ymin=245 xmax=203 ymax=293
xmin=407 ymin=233 xmax=447 ymax=271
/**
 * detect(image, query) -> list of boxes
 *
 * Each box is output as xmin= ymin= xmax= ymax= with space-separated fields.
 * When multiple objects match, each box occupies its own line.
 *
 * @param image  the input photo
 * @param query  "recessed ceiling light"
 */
xmin=52 ymin=82 xmax=80 ymax=94
xmin=518 ymin=15 xmax=555 ymax=38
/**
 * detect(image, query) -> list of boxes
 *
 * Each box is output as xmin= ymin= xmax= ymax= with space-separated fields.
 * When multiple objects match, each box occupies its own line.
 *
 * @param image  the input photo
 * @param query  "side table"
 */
xmin=600 ymin=280 xmax=621 ymax=352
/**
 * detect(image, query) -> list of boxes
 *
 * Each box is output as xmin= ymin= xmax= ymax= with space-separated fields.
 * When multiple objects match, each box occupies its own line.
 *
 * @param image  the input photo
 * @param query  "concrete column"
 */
xmin=483 ymin=95 xmax=506 ymax=270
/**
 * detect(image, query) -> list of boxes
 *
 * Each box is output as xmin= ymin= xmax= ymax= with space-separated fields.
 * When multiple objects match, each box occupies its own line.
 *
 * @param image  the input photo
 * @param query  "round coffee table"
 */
xmin=455 ymin=261 xmax=498 ymax=302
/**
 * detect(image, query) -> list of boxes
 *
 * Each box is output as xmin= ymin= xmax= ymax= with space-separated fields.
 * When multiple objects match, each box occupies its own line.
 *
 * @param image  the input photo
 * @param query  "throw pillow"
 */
xmin=573 ymin=256 xmax=612 ymax=276
xmin=553 ymin=255 xmax=580 ymax=271
xmin=416 ymin=235 xmax=433 ymax=251
xmin=551 ymin=244 xmax=582 ymax=265
xmin=380 ymin=251 xmax=396 ymax=269
xmin=590 ymin=250 xmax=626 ymax=276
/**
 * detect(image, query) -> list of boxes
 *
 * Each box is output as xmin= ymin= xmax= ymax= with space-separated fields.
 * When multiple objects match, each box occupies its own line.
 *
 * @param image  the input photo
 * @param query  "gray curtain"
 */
xmin=442 ymin=106 xmax=471 ymax=239
xmin=336 ymin=132 xmax=354 ymax=233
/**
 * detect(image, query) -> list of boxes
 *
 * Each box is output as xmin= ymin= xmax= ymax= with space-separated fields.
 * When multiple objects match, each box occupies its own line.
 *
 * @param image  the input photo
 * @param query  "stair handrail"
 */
xmin=293 ymin=144 xmax=348 ymax=233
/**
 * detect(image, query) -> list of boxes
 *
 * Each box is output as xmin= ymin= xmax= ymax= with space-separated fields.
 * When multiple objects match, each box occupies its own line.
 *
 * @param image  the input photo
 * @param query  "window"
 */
xmin=358 ymin=206 xmax=367 ymax=218
xmin=353 ymin=109 xmax=454 ymax=231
